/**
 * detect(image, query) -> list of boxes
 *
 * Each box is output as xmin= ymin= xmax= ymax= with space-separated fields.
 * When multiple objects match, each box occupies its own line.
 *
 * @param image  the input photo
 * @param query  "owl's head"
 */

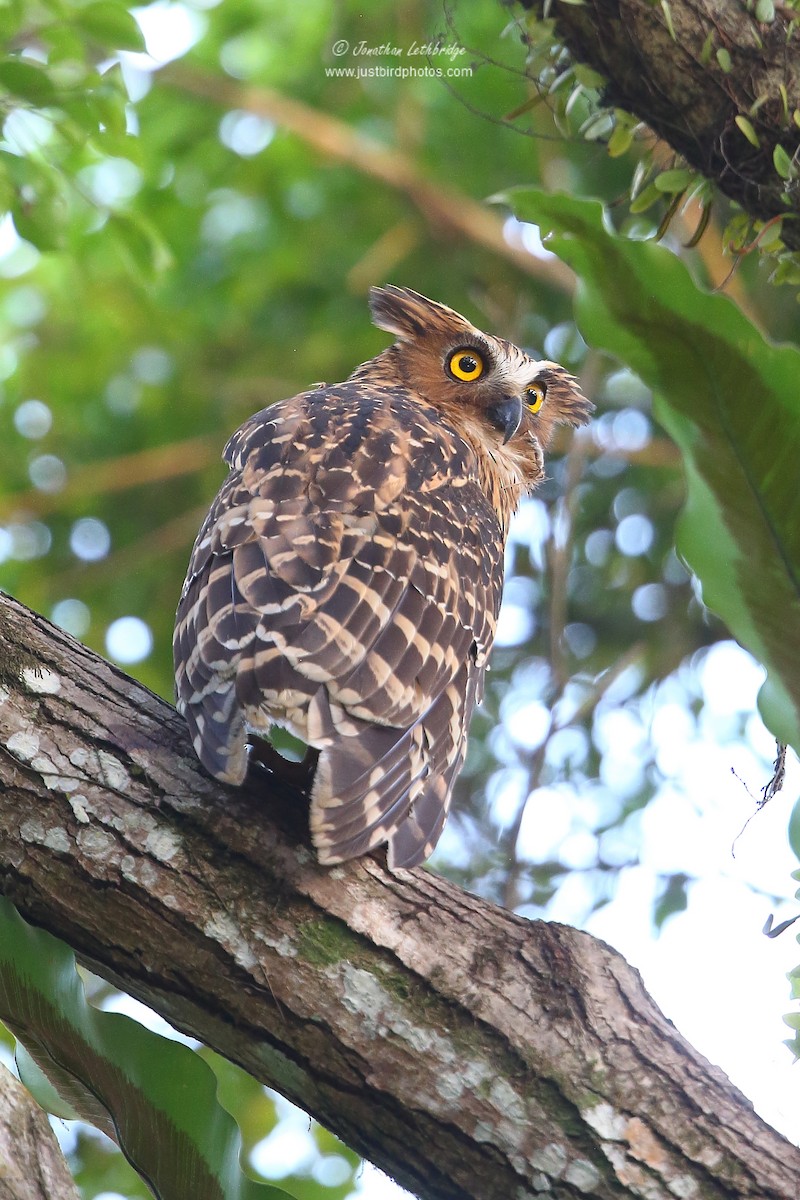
xmin=368 ymin=285 xmax=592 ymax=489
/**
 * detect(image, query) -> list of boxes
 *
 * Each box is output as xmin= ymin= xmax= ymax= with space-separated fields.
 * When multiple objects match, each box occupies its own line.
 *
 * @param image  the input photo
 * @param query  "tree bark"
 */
xmin=0 ymin=590 xmax=798 ymax=1200
xmin=0 ymin=1063 xmax=80 ymax=1200
xmin=520 ymin=0 xmax=800 ymax=247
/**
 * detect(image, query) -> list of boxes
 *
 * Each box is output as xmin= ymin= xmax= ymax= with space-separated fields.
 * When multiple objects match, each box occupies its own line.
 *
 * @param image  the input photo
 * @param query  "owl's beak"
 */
xmin=488 ymin=395 xmax=523 ymax=445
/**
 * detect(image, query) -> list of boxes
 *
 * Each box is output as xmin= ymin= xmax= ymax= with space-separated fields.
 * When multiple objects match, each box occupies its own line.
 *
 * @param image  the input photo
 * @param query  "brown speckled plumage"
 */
xmin=174 ymin=287 xmax=592 ymax=869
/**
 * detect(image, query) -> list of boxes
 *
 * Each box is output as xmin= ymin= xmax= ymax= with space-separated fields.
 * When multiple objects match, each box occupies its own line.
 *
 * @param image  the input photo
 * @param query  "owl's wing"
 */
xmin=174 ymin=386 xmax=503 ymax=868
xmin=303 ymin=481 xmax=499 ymax=869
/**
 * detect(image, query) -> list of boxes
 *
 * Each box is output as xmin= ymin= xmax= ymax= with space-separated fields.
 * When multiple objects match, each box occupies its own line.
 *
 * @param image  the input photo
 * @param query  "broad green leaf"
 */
xmin=0 ymin=898 xmax=288 ymax=1200
xmin=653 ymin=167 xmax=694 ymax=193
xmin=500 ymin=187 xmax=800 ymax=756
xmin=72 ymin=2 xmax=147 ymax=52
xmin=15 ymin=1041 xmax=83 ymax=1120
xmin=39 ymin=25 xmax=86 ymax=66
xmin=12 ymin=193 xmax=68 ymax=251
xmin=0 ymin=57 xmax=57 ymax=105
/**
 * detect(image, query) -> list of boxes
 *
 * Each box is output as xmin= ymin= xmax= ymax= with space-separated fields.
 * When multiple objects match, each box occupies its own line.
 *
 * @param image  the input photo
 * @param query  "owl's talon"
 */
xmin=246 ymin=737 xmax=319 ymax=792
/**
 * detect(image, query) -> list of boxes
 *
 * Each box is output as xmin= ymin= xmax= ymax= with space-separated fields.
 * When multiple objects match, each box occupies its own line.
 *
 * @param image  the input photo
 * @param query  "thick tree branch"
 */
xmin=0 ymin=591 xmax=798 ymax=1200
xmin=0 ymin=1063 xmax=80 ymax=1200
xmin=521 ymin=0 xmax=800 ymax=247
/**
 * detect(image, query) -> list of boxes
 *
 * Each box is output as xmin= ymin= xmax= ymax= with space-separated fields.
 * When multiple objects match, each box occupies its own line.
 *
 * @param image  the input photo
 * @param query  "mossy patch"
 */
xmin=295 ymin=917 xmax=368 ymax=968
xmin=0 ymin=601 xmax=40 ymax=690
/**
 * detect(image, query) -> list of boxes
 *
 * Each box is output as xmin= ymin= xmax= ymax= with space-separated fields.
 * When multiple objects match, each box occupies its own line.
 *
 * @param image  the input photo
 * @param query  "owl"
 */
xmin=174 ymin=287 xmax=591 ymax=869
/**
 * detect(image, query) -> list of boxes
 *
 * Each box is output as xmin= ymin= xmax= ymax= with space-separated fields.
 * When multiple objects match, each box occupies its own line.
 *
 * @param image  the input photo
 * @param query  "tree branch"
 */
xmin=0 ymin=591 xmax=798 ymax=1199
xmin=0 ymin=1063 xmax=80 ymax=1200
xmin=520 ymin=0 xmax=800 ymax=247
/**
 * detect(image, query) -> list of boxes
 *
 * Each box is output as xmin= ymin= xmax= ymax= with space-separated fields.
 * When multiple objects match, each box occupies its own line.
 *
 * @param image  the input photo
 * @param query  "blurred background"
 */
xmin=0 ymin=1 xmax=798 ymax=1196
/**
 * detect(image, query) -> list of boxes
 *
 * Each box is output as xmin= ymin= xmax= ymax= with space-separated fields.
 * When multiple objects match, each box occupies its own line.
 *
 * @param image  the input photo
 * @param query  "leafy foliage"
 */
xmin=516 ymin=0 xmax=800 ymax=273
xmin=503 ymin=187 xmax=800 ymax=756
xmin=0 ymin=898 xmax=288 ymax=1200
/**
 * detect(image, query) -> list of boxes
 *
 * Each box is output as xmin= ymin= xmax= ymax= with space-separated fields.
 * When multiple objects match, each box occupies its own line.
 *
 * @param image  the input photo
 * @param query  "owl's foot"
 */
xmin=246 ymin=735 xmax=319 ymax=793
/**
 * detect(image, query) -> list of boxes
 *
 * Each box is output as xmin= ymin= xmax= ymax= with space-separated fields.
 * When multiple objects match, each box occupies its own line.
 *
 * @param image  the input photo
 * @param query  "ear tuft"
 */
xmin=369 ymin=286 xmax=436 ymax=341
xmin=539 ymin=364 xmax=594 ymax=428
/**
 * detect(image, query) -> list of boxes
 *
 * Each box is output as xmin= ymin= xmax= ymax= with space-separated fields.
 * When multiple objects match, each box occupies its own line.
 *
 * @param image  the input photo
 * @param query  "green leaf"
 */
xmin=572 ymin=63 xmax=605 ymax=89
xmin=12 ymin=193 xmax=68 ymax=251
xmin=607 ymin=124 xmax=633 ymax=158
xmin=499 ymin=187 xmax=800 ymax=756
xmin=700 ymin=30 xmax=714 ymax=64
xmin=653 ymin=167 xmax=694 ymax=193
xmin=773 ymin=143 xmax=794 ymax=180
xmin=628 ymin=181 xmax=662 ymax=213
xmin=108 ymin=210 xmax=174 ymax=280
xmin=653 ymin=873 xmax=690 ymax=928
xmin=660 ymin=0 xmax=676 ymax=41
xmin=0 ymin=57 xmax=57 ymax=105
xmin=789 ymin=796 xmax=800 ymax=860
xmin=0 ymin=898 xmax=289 ymax=1200
xmin=0 ymin=0 xmax=25 ymax=43
xmin=716 ymin=47 xmax=732 ymax=72
xmin=770 ymin=257 xmax=800 ymax=287
xmin=15 ymin=1042 xmax=82 ymax=1120
xmin=91 ymin=62 xmax=131 ymax=138
xmin=39 ymin=25 xmax=87 ymax=65
xmin=607 ymin=113 xmax=635 ymax=158
xmin=72 ymin=1 xmax=147 ymax=52
xmin=757 ymin=217 xmax=784 ymax=249
xmin=734 ymin=114 xmax=760 ymax=147
xmin=755 ymin=0 xmax=775 ymax=21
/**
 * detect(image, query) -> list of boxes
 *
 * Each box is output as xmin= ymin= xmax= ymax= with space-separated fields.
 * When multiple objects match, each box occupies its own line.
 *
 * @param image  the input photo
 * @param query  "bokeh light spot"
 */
xmin=10 ymin=521 xmax=51 ymax=559
xmin=219 ymin=110 xmax=276 ymax=156
xmin=131 ymin=345 xmax=174 ymax=385
xmin=615 ymin=513 xmax=654 ymax=557
xmin=105 ymin=616 xmax=153 ymax=664
xmin=51 ymin=598 xmax=91 ymax=638
xmin=14 ymin=398 xmax=52 ymax=438
xmin=29 ymin=453 xmax=66 ymax=493
xmin=632 ymin=583 xmax=668 ymax=622
xmin=70 ymin=518 xmax=111 ymax=562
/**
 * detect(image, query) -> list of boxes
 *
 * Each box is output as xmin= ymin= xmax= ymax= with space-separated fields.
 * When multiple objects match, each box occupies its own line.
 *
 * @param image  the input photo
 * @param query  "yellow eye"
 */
xmin=448 ymin=348 xmax=484 ymax=382
xmin=526 ymin=383 xmax=546 ymax=413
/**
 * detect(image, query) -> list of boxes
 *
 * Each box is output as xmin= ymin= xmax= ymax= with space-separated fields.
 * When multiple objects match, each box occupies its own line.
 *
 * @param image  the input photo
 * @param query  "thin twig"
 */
xmin=731 ymin=740 xmax=790 ymax=856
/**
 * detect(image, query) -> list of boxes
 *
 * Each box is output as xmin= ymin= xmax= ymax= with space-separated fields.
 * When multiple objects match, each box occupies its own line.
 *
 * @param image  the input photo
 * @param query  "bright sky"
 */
xmin=578 ymin=647 xmax=800 ymax=1147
